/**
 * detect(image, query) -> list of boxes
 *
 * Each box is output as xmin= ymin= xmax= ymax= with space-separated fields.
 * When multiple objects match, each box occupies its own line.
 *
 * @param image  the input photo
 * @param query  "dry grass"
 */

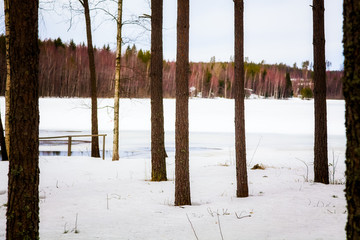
xmin=251 ymin=164 xmax=266 ymax=170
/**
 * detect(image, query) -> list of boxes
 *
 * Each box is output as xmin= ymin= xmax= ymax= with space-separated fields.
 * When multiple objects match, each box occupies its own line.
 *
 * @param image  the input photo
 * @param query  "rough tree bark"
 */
xmin=175 ymin=0 xmax=191 ymax=206
xmin=343 ymin=0 xmax=360 ymax=238
xmin=6 ymin=0 xmax=40 ymax=238
xmin=234 ymin=0 xmax=249 ymax=198
xmin=80 ymin=0 xmax=100 ymax=158
xmin=151 ymin=0 xmax=167 ymax=181
xmin=4 ymin=0 xmax=10 ymax=159
xmin=112 ymin=0 xmax=123 ymax=161
xmin=313 ymin=0 xmax=329 ymax=184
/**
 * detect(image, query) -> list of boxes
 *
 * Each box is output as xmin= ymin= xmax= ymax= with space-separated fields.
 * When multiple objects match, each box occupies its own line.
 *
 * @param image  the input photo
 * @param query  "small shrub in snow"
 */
xmin=300 ymin=87 xmax=313 ymax=99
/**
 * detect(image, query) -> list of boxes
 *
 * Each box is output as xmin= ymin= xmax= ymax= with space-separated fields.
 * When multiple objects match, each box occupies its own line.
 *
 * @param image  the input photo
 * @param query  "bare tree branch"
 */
xmin=186 ymin=214 xmax=199 ymax=240
xmin=217 ymin=214 xmax=224 ymax=240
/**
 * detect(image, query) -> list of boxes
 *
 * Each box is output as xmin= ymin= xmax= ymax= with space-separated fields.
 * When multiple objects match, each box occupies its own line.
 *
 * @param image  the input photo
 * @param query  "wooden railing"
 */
xmin=39 ymin=134 xmax=107 ymax=160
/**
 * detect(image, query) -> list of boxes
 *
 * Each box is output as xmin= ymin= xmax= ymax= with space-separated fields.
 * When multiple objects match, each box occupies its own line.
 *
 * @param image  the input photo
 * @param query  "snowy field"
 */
xmin=0 ymin=97 xmax=347 ymax=239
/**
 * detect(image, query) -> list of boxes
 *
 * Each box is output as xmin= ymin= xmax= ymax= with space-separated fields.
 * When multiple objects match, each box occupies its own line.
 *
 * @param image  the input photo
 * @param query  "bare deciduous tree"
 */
xmin=112 ymin=0 xmax=123 ymax=161
xmin=79 ymin=0 xmax=100 ymax=157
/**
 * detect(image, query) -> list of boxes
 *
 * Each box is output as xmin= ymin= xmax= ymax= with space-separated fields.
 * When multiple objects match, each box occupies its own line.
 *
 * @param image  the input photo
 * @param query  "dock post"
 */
xmin=68 ymin=136 xmax=72 ymax=156
xmin=102 ymin=135 xmax=106 ymax=160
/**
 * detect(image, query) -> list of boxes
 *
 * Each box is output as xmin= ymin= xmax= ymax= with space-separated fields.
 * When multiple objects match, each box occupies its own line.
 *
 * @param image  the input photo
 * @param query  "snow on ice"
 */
xmin=0 ymin=97 xmax=346 ymax=239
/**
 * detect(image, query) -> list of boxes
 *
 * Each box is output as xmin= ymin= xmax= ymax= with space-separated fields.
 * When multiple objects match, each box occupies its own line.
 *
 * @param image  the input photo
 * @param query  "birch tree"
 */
xmin=112 ymin=0 xmax=123 ymax=161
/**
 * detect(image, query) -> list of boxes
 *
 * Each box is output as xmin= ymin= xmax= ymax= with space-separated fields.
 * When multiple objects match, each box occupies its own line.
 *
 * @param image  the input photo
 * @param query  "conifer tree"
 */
xmin=312 ymin=0 xmax=329 ymax=184
xmin=284 ymin=72 xmax=293 ymax=98
xmin=234 ymin=0 xmax=249 ymax=198
xmin=0 ymin=114 xmax=7 ymax=160
xmin=175 ymin=0 xmax=191 ymax=206
xmin=151 ymin=0 xmax=167 ymax=181
xmin=6 ymin=0 xmax=40 ymax=238
xmin=343 ymin=0 xmax=360 ymax=238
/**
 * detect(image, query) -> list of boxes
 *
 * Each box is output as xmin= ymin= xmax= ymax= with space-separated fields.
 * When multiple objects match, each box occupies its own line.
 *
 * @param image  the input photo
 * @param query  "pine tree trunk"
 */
xmin=234 ymin=0 xmax=249 ymax=198
xmin=343 ymin=1 xmax=360 ymax=238
xmin=112 ymin=0 xmax=123 ymax=161
xmin=313 ymin=0 xmax=328 ymax=184
xmin=4 ymin=0 xmax=10 ymax=159
xmin=151 ymin=0 xmax=167 ymax=181
xmin=6 ymin=1 xmax=40 ymax=238
xmin=175 ymin=0 xmax=191 ymax=206
xmin=82 ymin=0 xmax=100 ymax=158
xmin=0 ymin=114 xmax=8 ymax=160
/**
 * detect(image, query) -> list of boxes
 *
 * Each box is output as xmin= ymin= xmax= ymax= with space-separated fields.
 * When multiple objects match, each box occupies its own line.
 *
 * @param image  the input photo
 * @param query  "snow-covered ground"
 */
xmin=0 ymin=97 xmax=346 ymax=239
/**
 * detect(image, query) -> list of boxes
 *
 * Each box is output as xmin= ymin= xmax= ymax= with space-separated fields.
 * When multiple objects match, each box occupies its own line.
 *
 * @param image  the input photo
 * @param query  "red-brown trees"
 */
xmin=0 ymin=39 xmax=345 ymax=99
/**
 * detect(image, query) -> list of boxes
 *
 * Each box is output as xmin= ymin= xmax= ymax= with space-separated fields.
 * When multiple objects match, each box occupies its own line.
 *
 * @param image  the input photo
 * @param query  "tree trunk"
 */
xmin=0 ymin=1 xmax=9 ymax=160
xmin=4 ymin=0 xmax=10 ymax=158
xmin=151 ymin=0 xmax=167 ymax=181
xmin=343 ymin=1 xmax=360 ymax=239
xmin=112 ymin=0 xmax=123 ymax=161
xmin=225 ymin=66 xmax=228 ymax=99
xmin=6 ymin=0 xmax=40 ymax=238
xmin=313 ymin=0 xmax=328 ymax=184
xmin=175 ymin=0 xmax=191 ymax=206
xmin=234 ymin=0 xmax=249 ymax=198
xmin=0 ymin=114 xmax=8 ymax=160
xmin=82 ymin=0 xmax=100 ymax=158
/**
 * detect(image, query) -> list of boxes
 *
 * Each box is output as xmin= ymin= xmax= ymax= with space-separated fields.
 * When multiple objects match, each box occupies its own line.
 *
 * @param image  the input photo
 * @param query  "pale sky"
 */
xmin=1 ymin=0 xmax=344 ymax=70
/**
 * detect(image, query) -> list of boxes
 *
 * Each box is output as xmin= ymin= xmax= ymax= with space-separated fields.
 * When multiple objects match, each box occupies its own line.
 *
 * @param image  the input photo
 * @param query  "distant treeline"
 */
xmin=0 ymin=36 xmax=343 ymax=99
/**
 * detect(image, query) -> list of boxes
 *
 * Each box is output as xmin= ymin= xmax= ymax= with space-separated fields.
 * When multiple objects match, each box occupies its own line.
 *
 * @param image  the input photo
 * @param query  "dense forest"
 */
xmin=0 ymin=36 xmax=343 ymax=99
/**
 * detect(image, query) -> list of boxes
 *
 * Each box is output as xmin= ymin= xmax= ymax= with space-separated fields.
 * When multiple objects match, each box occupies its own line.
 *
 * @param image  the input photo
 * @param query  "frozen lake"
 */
xmin=0 ymin=97 xmax=347 ymax=239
